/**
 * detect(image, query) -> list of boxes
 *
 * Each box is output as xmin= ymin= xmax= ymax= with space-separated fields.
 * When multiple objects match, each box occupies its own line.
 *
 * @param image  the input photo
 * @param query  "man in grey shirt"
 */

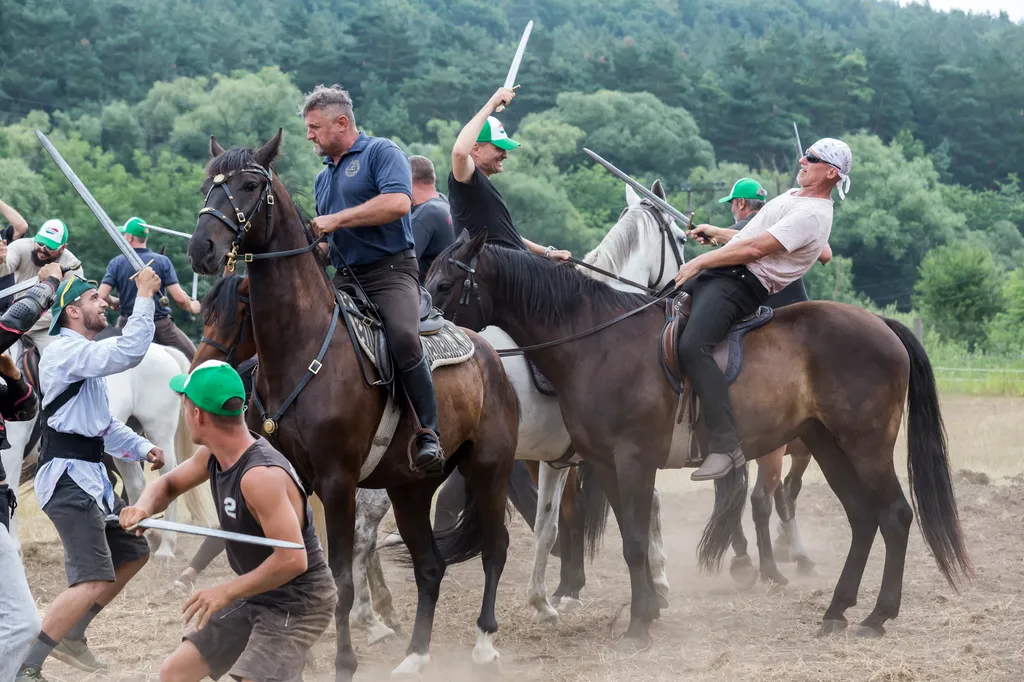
xmin=409 ymin=156 xmax=455 ymax=283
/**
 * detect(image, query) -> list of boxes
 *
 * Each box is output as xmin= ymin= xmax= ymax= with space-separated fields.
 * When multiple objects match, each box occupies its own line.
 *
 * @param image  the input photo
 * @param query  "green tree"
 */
xmin=987 ymin=269 xmax=1024 ymax=354
xmin=914 ymin=244 xmax=1003 ymax=350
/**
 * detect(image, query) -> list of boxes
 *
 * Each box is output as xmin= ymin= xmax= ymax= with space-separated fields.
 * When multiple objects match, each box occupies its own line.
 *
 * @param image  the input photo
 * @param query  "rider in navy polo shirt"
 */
xmin=305 ymin=84 xmax=442 ymax=472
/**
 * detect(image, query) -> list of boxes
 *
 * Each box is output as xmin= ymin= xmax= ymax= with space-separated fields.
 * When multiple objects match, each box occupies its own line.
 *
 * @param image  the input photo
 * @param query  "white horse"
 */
xmin=495 ymin=181 xmax=685 ymax=623
xmin=2 ymin=340 xmax=206 ymax=557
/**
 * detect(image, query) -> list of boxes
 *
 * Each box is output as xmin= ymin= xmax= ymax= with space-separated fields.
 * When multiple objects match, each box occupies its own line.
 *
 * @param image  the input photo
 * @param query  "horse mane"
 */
xmin=203 ymin=274 xmax=245 ymax=328
xmin=485 ymin=245 xmax=652 ymax=327
xmin=204 ymin=147 xmax=262 ymax=176
xmin=583 ymin=206 xmax=650 ymax=272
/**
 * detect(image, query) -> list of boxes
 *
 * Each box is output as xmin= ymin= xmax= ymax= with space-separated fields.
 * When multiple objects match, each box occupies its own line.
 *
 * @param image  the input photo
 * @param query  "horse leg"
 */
xmin=775 ymin=444 xmax=816 ymax=573
xmin=804 ymin=427 xmax=878 ymax=636
xmin=552 ymin=468 xmax=586 ymax=612
xmin=351 ymin=488 xmax=395 ymax=646
xmin=368 ymin=537 xmax=401 ymax=631
xmin=596 ymin=455 xmax=659 ymax=651
xmin=729 ymin=464 xmax=756 ymax=589
xmin=320 ymin=477 xmax=358 ymax=682
xmin=753 ymin=448 xmax=787 ymax=585
xmin=648 ymin=487 xmax=670 ymax=607
xmin=528 ymin=462 xmax=568 ymax=624
xmin=389 ymin=484 xmax=445 ymax=677
xmin=856 ymin=463 xmax=913 ymax=638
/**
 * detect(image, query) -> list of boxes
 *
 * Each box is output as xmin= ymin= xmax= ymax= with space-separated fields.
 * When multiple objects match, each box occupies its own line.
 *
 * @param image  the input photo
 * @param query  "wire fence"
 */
xmin=933 ymin=367 xmax=1024 ymax=396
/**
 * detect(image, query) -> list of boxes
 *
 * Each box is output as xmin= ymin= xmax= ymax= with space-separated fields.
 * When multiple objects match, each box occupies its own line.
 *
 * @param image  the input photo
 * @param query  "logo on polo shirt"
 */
xmin=345 ymin=159 xmax=361 ymax=177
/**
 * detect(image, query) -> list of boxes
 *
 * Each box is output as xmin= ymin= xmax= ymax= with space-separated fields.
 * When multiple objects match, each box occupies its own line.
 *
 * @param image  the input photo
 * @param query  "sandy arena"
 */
xmin=14 ymin=395 xmax=1024 ymax=681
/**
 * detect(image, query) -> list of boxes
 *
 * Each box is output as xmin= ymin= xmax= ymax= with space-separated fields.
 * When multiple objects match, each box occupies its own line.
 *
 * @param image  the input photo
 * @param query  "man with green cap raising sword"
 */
xmin=449 ymin=87 xmax=571 ymax=259
xmin=16 ymin=265 xmax=166 ymax=682
xmin=97 ymin=217 xmax=201 ymax=360
xmin=0 ymin=219 xmax=83 ymax=352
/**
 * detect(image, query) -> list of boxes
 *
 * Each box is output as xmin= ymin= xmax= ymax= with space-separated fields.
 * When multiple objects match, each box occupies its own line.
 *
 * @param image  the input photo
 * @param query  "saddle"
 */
xmin=659 ymin=292 xmax=773 ymax=468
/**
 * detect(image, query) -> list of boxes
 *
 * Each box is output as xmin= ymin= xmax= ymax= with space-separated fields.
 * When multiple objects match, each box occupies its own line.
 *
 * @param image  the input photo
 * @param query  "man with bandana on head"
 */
xmin=0 ymin=220 xmax=84 ymax=352
xmin=674 ymin=138 xmax=852 ymax=481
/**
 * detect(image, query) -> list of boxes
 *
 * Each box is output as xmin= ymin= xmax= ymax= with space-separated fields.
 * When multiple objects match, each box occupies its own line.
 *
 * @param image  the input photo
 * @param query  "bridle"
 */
xmin=638 ymin=200 xmax=686 ymax=289
xmin=199 ymin=293 xmax=251 ymax=366
xmin=196 ymin=163 xmax=324 ymax=272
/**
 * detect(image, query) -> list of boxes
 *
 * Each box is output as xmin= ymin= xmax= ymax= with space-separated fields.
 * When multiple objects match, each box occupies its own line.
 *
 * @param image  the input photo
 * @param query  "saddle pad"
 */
xmin=341 ymin=289 xmax=475 ymax=373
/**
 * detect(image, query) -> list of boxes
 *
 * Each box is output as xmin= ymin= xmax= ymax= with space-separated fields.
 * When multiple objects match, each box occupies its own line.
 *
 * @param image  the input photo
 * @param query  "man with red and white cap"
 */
xmin=675 ymin=138 xmax=852 ymax=481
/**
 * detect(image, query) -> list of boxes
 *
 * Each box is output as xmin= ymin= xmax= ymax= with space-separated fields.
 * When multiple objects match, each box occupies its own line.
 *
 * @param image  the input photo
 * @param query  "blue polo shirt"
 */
xmin=101 ymin=247 xmax=177 ymax=319
xmin=314 ymin=132 xmax=415 ymax=268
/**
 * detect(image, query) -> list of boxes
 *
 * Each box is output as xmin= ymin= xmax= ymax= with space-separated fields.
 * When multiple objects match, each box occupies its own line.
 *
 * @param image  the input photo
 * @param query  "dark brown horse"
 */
xmin=188 ymin=132 xmax=520 ymax=680
xmin=426 ymin=230 xmax=972 ymax=649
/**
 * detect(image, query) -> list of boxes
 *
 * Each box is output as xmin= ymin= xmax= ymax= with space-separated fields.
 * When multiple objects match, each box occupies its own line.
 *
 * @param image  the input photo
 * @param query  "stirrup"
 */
xmin=408 ymin=429 xmax=445 ymax=475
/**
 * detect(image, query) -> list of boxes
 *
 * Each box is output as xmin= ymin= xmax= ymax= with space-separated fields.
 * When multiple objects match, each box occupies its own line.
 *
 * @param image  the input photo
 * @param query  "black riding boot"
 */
xmin=400 ymin=358 xmax=444 ymax=473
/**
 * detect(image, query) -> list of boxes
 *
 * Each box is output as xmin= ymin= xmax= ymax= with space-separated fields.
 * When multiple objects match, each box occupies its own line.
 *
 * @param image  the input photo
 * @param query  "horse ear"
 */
xmin=468 ymin=227 xmax=488 ymax=255
xmin=255 ymin=128 xmax=284 ymax=169
xmin=210 ymin=136 xmax=226 ymax=158
xmin=625 ymin=185 xmax=641 ymax=208
xmin=652 ymin=179 xmax=667 ymax=200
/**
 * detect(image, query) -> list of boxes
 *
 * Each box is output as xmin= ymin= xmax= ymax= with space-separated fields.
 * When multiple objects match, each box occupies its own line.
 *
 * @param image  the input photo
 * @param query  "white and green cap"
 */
xmin=477 ymin=116 xmax=520 ymax=151
xmin=170 ymin=360 xmax=246 ymax=416
xmin=34 ymin=219 xmax=69 ymax=250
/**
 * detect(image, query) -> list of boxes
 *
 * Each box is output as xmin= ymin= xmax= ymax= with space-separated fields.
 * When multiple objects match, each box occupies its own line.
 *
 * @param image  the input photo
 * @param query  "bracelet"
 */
xmin=544 ymin=246 xmax=555 ymax=257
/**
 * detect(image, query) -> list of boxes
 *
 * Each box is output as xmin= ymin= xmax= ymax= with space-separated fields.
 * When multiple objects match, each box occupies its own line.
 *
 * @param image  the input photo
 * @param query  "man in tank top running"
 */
xmin=120 ymin=361 xmax=337 ymax=682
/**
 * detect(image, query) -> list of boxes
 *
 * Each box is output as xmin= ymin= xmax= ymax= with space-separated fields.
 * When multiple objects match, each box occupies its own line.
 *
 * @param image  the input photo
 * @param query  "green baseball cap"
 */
xmin=477 ymin=116 xmax=520 ymax=151
xmin=35 ymin=219 xmax=69 ymax=250
xmin=48 ymin=276 xmax=98 ymax=335
xmin=122 ymin=217 xmax=149 ymax=238
xmin=719 ymin=178 xmax=768 ymax=204
xmin=170 ymin=360 xmax=246 ymax=416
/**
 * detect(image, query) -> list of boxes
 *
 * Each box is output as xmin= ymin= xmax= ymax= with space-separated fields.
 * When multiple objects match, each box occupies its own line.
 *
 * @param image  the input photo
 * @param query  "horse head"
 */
xmin=194 ymin=275 xmax=255 ymax=370
xmin=425 ymin=229 xmax=493 ymax=332
xmin=190 ymin=130 xmax=284 ymax=275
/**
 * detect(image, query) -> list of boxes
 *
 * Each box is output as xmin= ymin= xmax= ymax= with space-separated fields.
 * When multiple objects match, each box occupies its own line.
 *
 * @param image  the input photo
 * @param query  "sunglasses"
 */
xmin=804 ymin=151 xmax=841 ymax=171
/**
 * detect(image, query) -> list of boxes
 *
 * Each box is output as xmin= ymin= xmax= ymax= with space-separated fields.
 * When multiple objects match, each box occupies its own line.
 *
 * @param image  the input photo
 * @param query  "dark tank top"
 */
xmin=207 ymin=435 xmax=327 ymax=608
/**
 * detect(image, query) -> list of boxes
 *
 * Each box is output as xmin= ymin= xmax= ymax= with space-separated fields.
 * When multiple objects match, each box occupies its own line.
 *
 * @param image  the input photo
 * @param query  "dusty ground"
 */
xmin=14 ymin=394 xmax=1024 ymax=681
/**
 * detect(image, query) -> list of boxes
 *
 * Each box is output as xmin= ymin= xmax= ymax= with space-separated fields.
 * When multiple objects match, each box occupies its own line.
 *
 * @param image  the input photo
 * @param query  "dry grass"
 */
xmin=16 ymin=394 xmax=1024 ymax=681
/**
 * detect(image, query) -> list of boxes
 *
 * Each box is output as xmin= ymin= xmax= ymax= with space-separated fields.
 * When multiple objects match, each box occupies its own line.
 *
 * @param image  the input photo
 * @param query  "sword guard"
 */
xmin=129 ymin=259 xmax=156 ymax=280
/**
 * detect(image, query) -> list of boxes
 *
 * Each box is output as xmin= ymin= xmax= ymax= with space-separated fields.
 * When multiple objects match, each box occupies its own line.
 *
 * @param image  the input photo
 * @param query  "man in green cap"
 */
xmin=449 ymin=87 xmax=571 ymax=259
xmin=0 ymin=219 xmax=83 ymax=351
xmin=120 ymin=360 xmax=335 ymax=682
xmin=16 ymin=265 xmax=165 ymax=682
xmin=97 ymin=217 xmax=201 ymax=360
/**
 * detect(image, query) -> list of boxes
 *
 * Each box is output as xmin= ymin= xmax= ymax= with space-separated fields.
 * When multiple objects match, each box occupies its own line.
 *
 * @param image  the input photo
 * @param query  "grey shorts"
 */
xmin=43 ymin=472 xmax=150 ymax=586
xmin=185 ymin=566 xmax=337 ymax=682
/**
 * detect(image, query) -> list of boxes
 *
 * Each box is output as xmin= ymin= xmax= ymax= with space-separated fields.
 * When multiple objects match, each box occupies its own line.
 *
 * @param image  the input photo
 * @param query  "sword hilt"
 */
xmin=128 ymin=259 xmax=155 ymax=281
xmin=495 ymin=84 xmax=520 ymax=113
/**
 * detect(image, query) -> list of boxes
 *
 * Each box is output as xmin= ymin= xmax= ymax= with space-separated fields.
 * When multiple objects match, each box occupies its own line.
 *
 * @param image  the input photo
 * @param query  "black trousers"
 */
xmin=333 ymin=251 xmax=424 ymax=373
xmin=764 ymin=277 xmax=809 ymax=308
xmin=677 ymin=267 xmax=769 ymax=453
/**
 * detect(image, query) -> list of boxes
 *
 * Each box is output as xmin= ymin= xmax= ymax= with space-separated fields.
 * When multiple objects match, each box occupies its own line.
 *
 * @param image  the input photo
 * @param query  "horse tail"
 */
xmin=432 ymin=475 xmax=486 ymax=565
xmin=883 ymin=317 xmax=972 ymax=586
xmin=166 ymin=347 xmax=217 ymax=527
xmin=578 ymin=463 xmax=609 ymax=562
xmin=697 ymin=464 xmax=748 ymax=573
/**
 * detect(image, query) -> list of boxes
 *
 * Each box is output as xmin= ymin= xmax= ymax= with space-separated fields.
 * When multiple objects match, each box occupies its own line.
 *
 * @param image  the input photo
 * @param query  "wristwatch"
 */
xmin=543 ymin=246 xmax=555 ymax=257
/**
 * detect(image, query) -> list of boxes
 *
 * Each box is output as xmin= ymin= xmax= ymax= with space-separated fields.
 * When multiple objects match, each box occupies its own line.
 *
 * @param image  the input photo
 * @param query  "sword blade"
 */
xmin=191 ymin=273 xmax=199 ymax=301
xmin=142 ymin=222 xmax=193 ymax=240
xmin=35 ymin=130 xmax=148 ymax=273
xmin=503 ymin=20 xmax=533 ymax=89
xmin=793 ymin=121 xmax=803 ymax=159
xmin=105 ymin=515 xmax=305 ymax=550
xmin=583 ymin=148 xmax=692 ymax=227
xmin=0 ymin=277 xmax=40 ymax=300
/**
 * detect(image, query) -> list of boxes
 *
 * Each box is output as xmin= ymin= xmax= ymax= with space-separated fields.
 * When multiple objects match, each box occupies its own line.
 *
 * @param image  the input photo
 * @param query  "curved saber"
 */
xmin=104 ymin=515 xmax=304 ymax=550
xmin=583 ymin=148 xmax=692 ymax=228
xmin=35 ymin=131 xmax=148 ymax=273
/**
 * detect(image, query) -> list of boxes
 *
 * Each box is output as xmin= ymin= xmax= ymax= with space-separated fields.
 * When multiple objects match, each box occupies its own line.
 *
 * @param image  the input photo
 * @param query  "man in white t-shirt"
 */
xmin=673 ymin=138 xmax=852 ymax=481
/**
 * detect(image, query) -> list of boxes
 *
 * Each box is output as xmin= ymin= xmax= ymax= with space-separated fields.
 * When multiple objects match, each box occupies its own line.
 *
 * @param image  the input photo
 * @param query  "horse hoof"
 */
xmin=817 ymin=619 xmax=848 ymax=637
xmin=532 ymin=606 xmax=560 ymax=625
xmin=154 ymin=547 xmax=176 ymax=561
xmin=472 ymin=628 xmax=501 ymax=667
xmin=760 ymin=568 xmax=789 ymax=587
xmin=615 ymin=635 xmax=652 ymax=654
xmin=391 ymin=653 xmax=430 ymax=677
xmin=796 ymin=557 xmax=818 ymax=576
xmin=655 ymin=591 xmax=670 ymax=610
xmin=367 ymin=624 xmax=396 ymax=646
xmin=557 ymin=597 xmax=583 ymax=614
xmin=729 ymin=556 xmax=757 ymax=590
xmin=856 ymin=624 xmax=885 ymax=638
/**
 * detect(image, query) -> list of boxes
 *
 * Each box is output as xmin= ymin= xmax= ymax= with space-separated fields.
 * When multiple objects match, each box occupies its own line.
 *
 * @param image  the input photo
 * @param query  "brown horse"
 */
xmin=426 ymin=230 xmax=972 ymax=649
xmin=188 ymin=132 xmax=520 ymax=680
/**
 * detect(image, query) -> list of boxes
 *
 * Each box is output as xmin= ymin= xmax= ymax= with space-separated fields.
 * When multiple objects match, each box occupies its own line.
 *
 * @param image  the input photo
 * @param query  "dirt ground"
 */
xmin=14 ymin=394 xmax=1024 ymax=681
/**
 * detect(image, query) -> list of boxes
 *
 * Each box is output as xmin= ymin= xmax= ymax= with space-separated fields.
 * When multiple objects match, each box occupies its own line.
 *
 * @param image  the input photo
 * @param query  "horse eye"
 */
xmin=243 ymin=182 xmax=259 ymax=192
xmin=437 ymin=282 xmax=453 ymax=293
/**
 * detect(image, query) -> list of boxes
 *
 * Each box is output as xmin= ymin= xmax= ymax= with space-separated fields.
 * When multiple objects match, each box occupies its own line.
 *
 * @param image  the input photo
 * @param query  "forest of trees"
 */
xmin=0 ymin=0 xmax=1022 ymax=360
